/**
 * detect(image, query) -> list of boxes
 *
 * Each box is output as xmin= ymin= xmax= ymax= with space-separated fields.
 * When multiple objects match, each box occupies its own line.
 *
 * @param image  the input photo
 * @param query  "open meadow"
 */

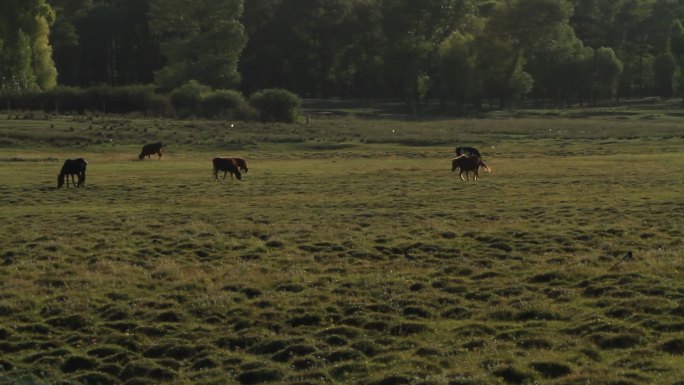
xmin=0 ymin=109 xmax=683 ymax=385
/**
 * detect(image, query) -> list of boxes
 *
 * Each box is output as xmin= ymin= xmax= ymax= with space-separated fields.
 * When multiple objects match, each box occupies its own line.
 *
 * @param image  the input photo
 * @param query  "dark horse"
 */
xmin=452 ymin=155 xmax=490 ymax=181
xmin=212 ymin=157 xmax=242 ymax=181
xmin=58 ymin=158 xmax=88 ymax=188
xmin=139 ymin=142 xmax=165 ymax=160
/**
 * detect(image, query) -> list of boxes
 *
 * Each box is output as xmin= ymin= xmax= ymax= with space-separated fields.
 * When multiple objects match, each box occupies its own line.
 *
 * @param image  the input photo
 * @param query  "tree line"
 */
xmin=3 ymin=0 xmax=684 ymax=116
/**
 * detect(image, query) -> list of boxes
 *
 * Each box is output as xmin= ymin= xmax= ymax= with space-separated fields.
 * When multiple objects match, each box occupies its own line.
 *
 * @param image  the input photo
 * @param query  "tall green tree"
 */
xmin=593 ymin=47 xmax=623 ymax=101
xmin=1 ymin=0 xmax=57 ymax=91
xmin=149 ymin=0 xmax=247 ymax=90
xmin=670 ymin=19 xmax=684 ymax=102
xmin=438 ymin=31 xmax=480 ymax=111
xmin=239 ymin=0 xmax=283 ymax=93
xmin=524 ymin=23 xmax=589 ymax=105
xmin=240 ymin=0 xmax=376 ymax=98
xmin=653 ymin=52 xmax=677 ymax=98
xmin=478 ymin=0 xmax=573 ymax=107
xmin=47 ymin=0 xmax=92 ymax=85
xmin=379 ymin=0 xmax=474 ymax=114
xmin=337 ymin=0 xmax=385 ymax=98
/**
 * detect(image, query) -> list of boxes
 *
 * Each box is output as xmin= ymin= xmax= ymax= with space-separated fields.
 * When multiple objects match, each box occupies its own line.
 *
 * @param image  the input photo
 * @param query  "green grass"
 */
xmin=0 ymin=111 xmax=683 ymax=385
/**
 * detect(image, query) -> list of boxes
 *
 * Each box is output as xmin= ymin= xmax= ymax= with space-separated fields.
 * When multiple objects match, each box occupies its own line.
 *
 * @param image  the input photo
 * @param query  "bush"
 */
xmin=49 ymin=86 xmax=90 ymax=113
xmin=85 ymin=85 xmax=158 ymax=114
xmin=248 ymin=88 xmax=301 ymax=123
xmin=200 ymin=89 xmax=250 ymax=119
xmin=170 ymin=80 xmax=211 ymax=118
xmin=144 ymin=93 xmax=173 ymax=117
xmin=2 ymin=85 xmax=169 ymax=116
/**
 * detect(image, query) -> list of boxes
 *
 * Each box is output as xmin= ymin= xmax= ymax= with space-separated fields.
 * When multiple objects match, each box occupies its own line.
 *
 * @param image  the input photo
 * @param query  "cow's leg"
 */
xmin=222 ymin=170 xmax=227 ymax=180
xmin=459 ymin=171 xmax=466 ymax=181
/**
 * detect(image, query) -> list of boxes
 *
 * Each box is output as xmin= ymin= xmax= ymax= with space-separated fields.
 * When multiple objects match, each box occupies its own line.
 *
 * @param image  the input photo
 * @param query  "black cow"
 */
xmin=58 ymin=158 xmax=88 ymax=188
xmin=139 ymin=142 xmax=165 ymax=160
xmin=455 ymin=146 xmax=482 ymax=158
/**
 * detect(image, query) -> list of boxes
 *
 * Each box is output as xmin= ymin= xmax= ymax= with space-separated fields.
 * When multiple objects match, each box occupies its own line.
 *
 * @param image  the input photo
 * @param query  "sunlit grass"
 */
xmin=0 ymin=114 xmax=683 ymax=384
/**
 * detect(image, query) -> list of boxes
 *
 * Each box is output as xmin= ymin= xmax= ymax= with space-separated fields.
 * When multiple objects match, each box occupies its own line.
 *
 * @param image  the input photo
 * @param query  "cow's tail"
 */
xmin=480 ymin=160 xmax=491 ymax=173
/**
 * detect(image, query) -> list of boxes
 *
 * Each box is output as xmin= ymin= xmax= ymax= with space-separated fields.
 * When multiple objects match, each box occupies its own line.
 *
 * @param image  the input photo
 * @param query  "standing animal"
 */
xmin=455 ymin=146 xmax=482 ymax=158
xmin=233 ymin=157 xmax=248 ymax=173
xmin=455 ymin=145 xmax=491 ymax=172
xmin=212 ymin=157 xmax=242 ymax=181
xmin=139 ymin=142 xmax=165 ymax=160
xmin=58 ymin=158 xmax=88 ymax=188
xmin=451 ymin=155 xmax=490 ymax=181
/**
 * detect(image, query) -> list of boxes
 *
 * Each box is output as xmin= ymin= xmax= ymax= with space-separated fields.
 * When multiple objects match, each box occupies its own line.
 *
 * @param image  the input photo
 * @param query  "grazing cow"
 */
xmin=233 ymin=157 xmax=248 ymax=173
xmin=139 ymin=142 xmax=165 ymax=160
xmin=58 ymin=158 xmax=88 ymax=188
xmin=455 ymin=146 xmax=482 ymax=158
xmin=212 ymin=157 xmax=242 ymax=181
xmin=451 ymin=155 xmax=490 ymax=182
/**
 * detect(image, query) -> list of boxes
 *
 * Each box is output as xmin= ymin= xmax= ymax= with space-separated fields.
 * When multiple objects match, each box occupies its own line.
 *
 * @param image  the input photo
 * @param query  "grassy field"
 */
xmin=0 ymin=110 xmax=683 ymax=385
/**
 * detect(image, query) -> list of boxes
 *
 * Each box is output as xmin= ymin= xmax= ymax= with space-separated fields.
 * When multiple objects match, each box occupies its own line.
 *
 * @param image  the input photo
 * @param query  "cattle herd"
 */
xmin=56 ymin=142 xmax=490 ymax=188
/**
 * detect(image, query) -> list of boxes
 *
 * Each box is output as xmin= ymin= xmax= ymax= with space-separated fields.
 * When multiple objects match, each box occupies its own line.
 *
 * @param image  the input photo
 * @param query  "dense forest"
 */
xmin=3 ymin=0 xmax=684 ymax=115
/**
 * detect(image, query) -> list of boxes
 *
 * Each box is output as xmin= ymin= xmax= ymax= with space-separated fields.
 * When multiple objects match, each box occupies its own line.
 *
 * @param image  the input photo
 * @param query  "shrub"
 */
xmin=248 ymin=88 xmax=301 ymax=123
xmin=200 ymin=89 xmax=250 ymax=119
xmin=86 ymin=85 xmax=157 ymax=114
xmin=49 ymin=86 xmax=90 ymax=113
xmin=170 ymin=80 xmax=211 ymax=118
xmin=3 ymin=85 xmax=168 ymax=116
xmin=144 ymin=93 xmax=173 ymax=117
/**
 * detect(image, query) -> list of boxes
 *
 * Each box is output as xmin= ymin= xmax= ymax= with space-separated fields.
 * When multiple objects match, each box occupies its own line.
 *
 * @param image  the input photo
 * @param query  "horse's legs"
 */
xmin=459 ymin=171 xmax=466 ymax=181
xmin=473 ymin=170 xmax=479 ymax=181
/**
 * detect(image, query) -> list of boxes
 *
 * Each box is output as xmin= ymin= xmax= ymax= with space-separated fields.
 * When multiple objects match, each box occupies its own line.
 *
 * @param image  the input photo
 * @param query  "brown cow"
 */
xmin=139 ymin=142 xmax=165 ymax=160
xmin=451 ymin=155 xmax=490 ymax=181
xmin=233 ymin=157 xmax=248 ymax=173
xmin=213 ymin=157 xmax=242 ymax=181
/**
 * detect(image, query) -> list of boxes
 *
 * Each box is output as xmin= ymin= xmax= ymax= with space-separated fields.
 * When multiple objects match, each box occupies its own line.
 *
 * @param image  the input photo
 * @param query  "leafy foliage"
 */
xmin=169 ymin=80 xmax=211 ymax=118
xmin=249 ymin=88 xmax=301 ymax=123
xmin=200 ymin=89 xmax=253 ymax=120
xmin=7 ymin=0 xmax=684 ymax=110
xmin=149 ymin=0 xmax=246 ymax=91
